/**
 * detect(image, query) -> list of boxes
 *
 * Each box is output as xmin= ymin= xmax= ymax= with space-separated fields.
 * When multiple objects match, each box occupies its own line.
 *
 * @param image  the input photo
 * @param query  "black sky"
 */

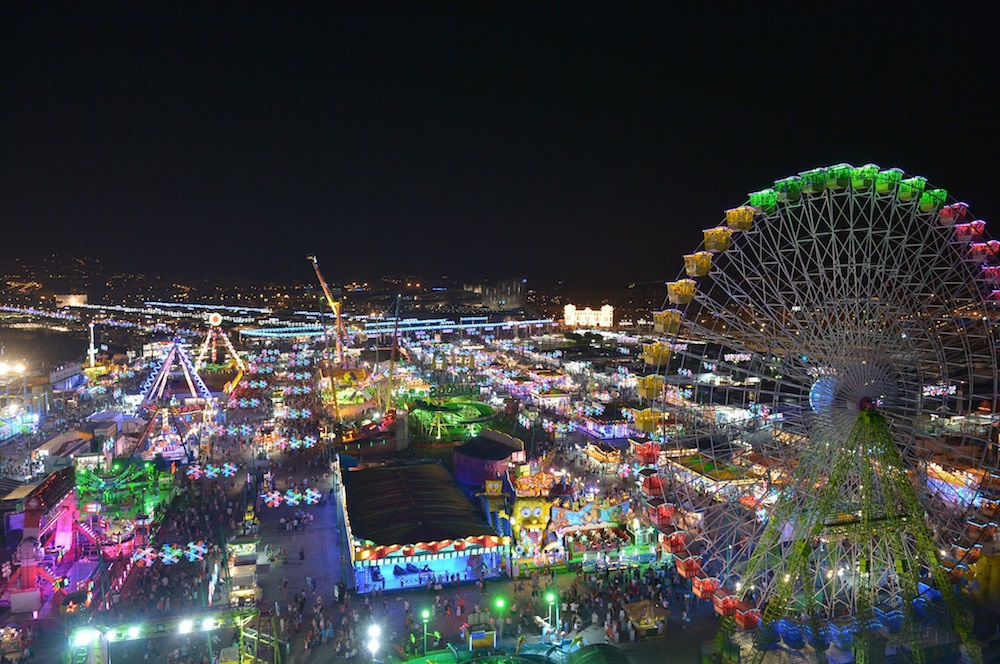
xmin=2 ymin=4 xmax=998 ymax=287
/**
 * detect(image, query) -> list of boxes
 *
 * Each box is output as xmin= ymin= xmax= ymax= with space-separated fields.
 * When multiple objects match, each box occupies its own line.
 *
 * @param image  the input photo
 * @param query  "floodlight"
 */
xmin=72 ymin=628 xmax=98 ymax=648
xmin=368 ymin=624 xmax=381 ymax=639
xmin=128 ymin=626 xmax=141 ymax=640
xmin=201 ymin=617 xmax=215 ymax=631
xmin=178 ymin=619 xmax=193 ymax=634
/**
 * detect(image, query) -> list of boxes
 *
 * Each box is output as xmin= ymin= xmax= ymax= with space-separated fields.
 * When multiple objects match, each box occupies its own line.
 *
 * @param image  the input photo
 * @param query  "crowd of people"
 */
xmin=112 ymin=476 xmax=236 ymax=621
xmin=0 ymin=451 xmax=32 ymax=481
xmin=7 ymin=339 xmax=705 ymax=664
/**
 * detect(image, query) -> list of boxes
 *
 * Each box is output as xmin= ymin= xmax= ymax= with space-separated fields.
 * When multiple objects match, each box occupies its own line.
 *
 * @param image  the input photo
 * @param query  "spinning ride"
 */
xmin=139 ymin=338 xmax=214 ymax=413
xmin=409 ymin=397 xmax=495 ymax=444
xmin=643 ymin=164 xmax=997 ymax=662
xmin=195 ymin=312 xmax=246 ymax=393
xmin=137 ymin=338 xmax=216 ymax=462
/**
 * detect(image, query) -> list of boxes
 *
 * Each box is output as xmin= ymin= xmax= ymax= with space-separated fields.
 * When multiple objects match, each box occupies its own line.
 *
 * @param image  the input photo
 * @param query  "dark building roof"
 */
xmin=342 ymin=464 xmax=497 ymax=546
xmin=454 ymin=436 xmax=517 ymax=461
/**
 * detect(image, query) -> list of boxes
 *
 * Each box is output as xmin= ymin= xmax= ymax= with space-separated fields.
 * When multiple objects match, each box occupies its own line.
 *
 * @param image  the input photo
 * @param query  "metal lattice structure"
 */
xmin=641 ymin=164 xmax=998 ymax=662
xmin=139 ymin=337 xmax=215 ymax=409
xmin=195 ymin=315 xmax=247 ymax=372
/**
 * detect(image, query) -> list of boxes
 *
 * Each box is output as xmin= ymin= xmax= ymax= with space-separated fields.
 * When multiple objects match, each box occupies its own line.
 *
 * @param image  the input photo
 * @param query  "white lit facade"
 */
xmin=563 ymin=304 xmax=614 ymax=328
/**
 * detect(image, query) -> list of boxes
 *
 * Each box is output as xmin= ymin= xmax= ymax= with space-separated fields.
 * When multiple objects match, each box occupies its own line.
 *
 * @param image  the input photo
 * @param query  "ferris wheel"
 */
xmin=643 ymin=164 xmax=997 ymax=661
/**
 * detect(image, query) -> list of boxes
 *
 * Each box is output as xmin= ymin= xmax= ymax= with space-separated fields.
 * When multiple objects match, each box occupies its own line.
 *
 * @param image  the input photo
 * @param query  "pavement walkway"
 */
xmin=250 ymin=449 xmax=723 ymax=664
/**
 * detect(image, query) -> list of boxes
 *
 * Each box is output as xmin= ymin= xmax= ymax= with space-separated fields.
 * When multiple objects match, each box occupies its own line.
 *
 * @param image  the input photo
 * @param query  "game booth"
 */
xmin=513 ymin=468 xmax=568 ymax=497
xmin=340 ymin=464 xmax=510 ymax=594
xmin=509 ymin=468 xmax=587 ymax=569
xmin=510 ymin=494 xmax=559 ymax=569
xmin=550 ymin=499 xmax=634 ymax=569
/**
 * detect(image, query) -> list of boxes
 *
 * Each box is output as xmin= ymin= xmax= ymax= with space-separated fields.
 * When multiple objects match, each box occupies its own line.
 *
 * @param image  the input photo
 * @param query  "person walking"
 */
xmin=299 ymin=547 xmax=305 ymax=563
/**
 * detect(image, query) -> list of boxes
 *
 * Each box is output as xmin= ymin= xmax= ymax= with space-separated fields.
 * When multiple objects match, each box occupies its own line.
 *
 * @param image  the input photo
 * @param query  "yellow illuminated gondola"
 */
xmin=636 ymin=375 xmax=664 ymax=400
xmin=683 ymin=252 xmax=713 ymax=277
xmin=653 ymin=309 xmax=683 ymax=335
xmin=642 ymin=342 xmax=672 ymax=366
xmin=703 ymin=227 xmax=733 ymax=253
xmin=724 ymin=206 xmax=754 ymax=232
xmin=667 ymin=279 xmax=696 ymax=305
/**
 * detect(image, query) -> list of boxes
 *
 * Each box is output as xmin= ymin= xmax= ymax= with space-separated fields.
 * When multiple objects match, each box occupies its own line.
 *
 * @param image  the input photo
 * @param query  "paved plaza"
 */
xmin=241 ymin=448 xmax=722 ymax=664
xmin=16 ymin=434 xmax=1000 ymax=663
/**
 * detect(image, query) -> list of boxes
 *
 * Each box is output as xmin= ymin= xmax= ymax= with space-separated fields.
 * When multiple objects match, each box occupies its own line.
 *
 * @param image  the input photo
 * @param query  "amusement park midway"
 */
xmin=0 ymin=337 xmax=719 ymax=664
xmin=9 ymin=164 xmax=1000 ymax=664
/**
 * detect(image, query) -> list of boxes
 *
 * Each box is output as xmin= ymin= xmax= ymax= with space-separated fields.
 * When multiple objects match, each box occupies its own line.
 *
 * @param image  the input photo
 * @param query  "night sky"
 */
xmin=2 ymin=4 xmax=997 ymax=287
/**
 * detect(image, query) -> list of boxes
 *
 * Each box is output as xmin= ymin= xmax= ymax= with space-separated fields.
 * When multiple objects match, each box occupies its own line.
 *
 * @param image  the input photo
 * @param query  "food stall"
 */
xmin=218 ymin=645 xmax=253 ymax=664
xmin=623 ymin=599 xmax=668 ymax=639
xmin=228 ymin=535 xmax=260 ymax=566
xmin=227 ymin=534 xmax=262 ymax=606
xmin=228 ymin=563 xmax=261 ymax=606
xmin=0 ymin=625 xmax=24 ymax=661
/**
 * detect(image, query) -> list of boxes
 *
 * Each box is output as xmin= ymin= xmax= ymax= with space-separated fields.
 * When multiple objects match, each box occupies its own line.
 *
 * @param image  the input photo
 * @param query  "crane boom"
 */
xmin=307 ymin=255 xmax=346 ymax=368
xmin=385 ymin=293 xmax=402 ymax=414
xmin=308 ymin=255 xmax=340 ymax=315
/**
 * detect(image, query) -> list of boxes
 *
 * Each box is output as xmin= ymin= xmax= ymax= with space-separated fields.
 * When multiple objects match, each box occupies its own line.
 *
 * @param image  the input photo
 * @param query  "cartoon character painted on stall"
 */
xmin=511 ymin=497 xmax=552 ymax=558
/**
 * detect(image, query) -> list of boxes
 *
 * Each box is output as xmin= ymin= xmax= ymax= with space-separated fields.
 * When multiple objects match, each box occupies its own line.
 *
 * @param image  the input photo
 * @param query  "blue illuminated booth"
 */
xmin=341 ymin=463 xmax=510 ymax=594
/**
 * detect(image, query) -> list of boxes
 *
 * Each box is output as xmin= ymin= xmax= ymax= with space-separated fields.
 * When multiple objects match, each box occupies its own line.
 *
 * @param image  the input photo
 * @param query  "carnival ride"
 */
xmin=135 ymin=338 xmax=217 ymax=463
xmin=1 ymin=462 xmax=173 ymax=620
xmin=0 ymin=469 xmax=76 ymax=613
xmin=139 ymin=338 xmax=215 ymax=413
xmin=75 ymin=460 xmax=170 ymax=552
xmin=195 ymin=312 xmax=246 ymax=393
xmin=409 ymin=397 xmax=496 ymax=444
xmin=307 ymin=258 xmax=408 ymax=436
xmin=135 ymin=406 xmax=198 ymax=462
xmin=640 ymin=164 xmax=997 ymax=663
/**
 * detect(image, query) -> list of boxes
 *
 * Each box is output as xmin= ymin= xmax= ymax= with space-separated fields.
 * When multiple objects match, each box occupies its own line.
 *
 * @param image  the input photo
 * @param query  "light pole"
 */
xmin=421 ymin=609 xmax=430 ymax=653
xmin=0 ymin=362 xmax=27 ymax=434
xmin=546 ymin=591 xmax=557 ymax=636
xmin=367 ymin=624 xmax=381 ymax=663
xmin=495 ymin=597 xmax=505 ymax=637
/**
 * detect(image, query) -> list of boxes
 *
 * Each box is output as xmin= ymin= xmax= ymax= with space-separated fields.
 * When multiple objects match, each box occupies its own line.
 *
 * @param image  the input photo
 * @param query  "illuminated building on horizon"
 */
xmin=563 ymin=304 xmax=613 ymax=328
